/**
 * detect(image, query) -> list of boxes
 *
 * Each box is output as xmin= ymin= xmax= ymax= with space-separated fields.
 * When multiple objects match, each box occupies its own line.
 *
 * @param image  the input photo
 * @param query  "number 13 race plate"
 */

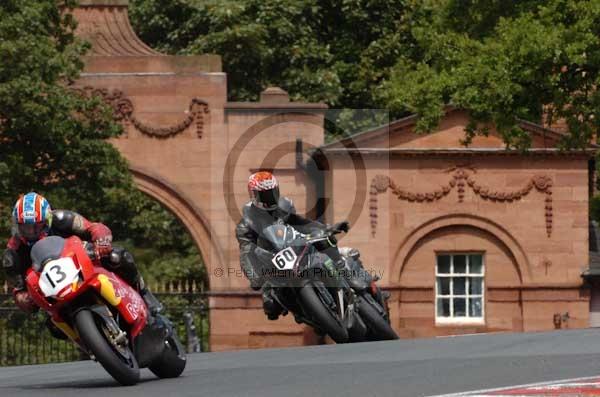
xmin=39 ymin=257 xmax=79 ymax=298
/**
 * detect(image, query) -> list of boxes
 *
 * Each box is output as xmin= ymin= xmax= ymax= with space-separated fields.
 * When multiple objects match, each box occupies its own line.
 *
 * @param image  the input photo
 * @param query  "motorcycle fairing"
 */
xmin=90 ymin=269 xmax=148 ymax=337
xmin=25 ymin=236 xmax=148 ymax=338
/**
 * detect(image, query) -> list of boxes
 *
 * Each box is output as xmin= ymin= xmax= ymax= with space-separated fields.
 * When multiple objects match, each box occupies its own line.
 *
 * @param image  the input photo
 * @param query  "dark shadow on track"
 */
xmin=18 ymin=377 xmax=161 ymax=390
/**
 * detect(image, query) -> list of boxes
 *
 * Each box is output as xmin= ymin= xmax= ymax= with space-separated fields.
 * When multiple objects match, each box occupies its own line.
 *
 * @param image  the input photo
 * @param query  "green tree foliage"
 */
xmin=131 ymin=0 xmax=338 ymax=103
xmin=129 ymin=0 xmax=412 ymax=133
xmin=115 ymin=198 xmax=207 ymax=287
xmin=0 ymin=0 xmax=132 ymax=230
xmin=380 ymin=0 xmax=600 ymax=149
xmin=0 ymin=0 xmax=204 ymax=287
xmin=131 ymin=0 xmax=600 ymax=149
xmin=441 ymin=0 xmax=547 ymax=39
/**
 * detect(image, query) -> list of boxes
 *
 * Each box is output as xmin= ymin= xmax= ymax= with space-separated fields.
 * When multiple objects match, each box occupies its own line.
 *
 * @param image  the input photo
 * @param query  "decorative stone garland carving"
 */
xmin=369 ymin=167 xmax=553 ymax=238
xmin=72 ymin=86 xmax=209 ymax=138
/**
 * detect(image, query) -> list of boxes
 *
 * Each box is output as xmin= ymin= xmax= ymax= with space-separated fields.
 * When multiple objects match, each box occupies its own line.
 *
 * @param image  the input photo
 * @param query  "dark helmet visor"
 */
xmin=254 ymin=187 xmax=280 ymax=209
xmin=18 ymin=223 xmax=45 ymax=241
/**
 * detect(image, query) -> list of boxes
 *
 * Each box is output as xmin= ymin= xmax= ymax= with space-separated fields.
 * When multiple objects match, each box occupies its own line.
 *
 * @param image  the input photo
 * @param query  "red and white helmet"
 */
xmin=248 ymin=171 xmax=280 ymax=210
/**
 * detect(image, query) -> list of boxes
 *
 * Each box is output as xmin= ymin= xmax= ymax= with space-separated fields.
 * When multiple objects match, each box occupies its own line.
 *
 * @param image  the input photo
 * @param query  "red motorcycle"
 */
xmin=25 ymin=235 xmax=186 ymax=385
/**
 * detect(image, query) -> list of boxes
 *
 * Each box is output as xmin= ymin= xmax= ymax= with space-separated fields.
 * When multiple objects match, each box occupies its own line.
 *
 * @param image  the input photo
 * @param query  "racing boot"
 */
xmin=137 ymin=275 xmax=163 ymax=316
xmin=262 ymin=284 xmax=285 ymax=320
xmin=250 ymin=276 xmax=263 ymax=291
xmin=108 ymin=247 xmax=163 ymax=315
xmin=45 ymin=316 xmax=68 ymax=340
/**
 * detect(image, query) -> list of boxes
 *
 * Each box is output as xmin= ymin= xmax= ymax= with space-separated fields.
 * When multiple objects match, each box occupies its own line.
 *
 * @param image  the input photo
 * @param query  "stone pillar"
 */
xmin=71 ymin=2 xmax=327 ymax=351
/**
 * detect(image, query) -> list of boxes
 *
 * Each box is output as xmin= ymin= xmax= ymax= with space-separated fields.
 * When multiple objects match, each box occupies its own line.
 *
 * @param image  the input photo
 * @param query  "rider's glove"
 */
xmin=13 ymin=289 xmax=38 ymax=313
xmin=89 ymin=223 xmax=113 ymax=257
xmin=334 ymin=258 xmax=347 ymax=270
xmin=339 ymin=221 xmax=350 ymax=233
xmin=332 ymin=221 xmax=350 ymax=233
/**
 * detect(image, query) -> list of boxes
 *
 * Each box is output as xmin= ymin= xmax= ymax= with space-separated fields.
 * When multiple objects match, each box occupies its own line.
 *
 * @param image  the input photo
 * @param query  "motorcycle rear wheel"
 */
xmin=299 ymin=284 xmax=348 ymax=343
xmin=149 ymin=335 xmax=187 ymax=378
xmin=74 ymin=309 xmax=140 ymax=386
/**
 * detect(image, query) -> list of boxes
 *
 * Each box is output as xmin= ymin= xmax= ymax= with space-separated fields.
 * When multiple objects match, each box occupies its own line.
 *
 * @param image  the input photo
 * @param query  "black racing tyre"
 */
xmin=357 ymin=295 xmax=399 ymax=341
xmin=149 ymin=335 xmax=187 ymax=379
xmin=74 ymin=309 xmax=140 ymax=386
xmin=299 ymin=284 xmax=348 ymax=343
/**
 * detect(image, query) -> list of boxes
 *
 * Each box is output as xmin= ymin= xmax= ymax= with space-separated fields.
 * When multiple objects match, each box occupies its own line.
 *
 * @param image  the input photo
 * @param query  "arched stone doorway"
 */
xmin=392 ymin=214 xmax=532 ymax=283
xmin=130 ymin=166 xmax=225 ymax=281
xmin=127 ymin=166 xmax=215 ymax=352
xmin=391 ymin=214 xmax=529 ymax=338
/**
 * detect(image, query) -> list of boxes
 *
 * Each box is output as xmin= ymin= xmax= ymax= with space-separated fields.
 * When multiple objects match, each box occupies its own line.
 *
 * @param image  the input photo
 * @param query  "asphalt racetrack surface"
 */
xmin=2 ymin=328 xmax=600 ymax=397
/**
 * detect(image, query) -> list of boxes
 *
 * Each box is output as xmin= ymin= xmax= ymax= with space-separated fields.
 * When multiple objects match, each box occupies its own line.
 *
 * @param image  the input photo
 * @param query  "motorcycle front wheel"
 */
xmin=74 ymin=309 xmax=140 ymax=386
xmin=299 ymin=284 xmax=348 ymax=343
xmin=357 ymin=295 xmax=399 ymax=341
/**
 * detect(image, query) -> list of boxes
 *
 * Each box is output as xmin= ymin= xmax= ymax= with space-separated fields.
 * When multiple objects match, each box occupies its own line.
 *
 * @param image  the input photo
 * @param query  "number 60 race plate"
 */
xmin=272 ymin=247 xmax=297 ymax=270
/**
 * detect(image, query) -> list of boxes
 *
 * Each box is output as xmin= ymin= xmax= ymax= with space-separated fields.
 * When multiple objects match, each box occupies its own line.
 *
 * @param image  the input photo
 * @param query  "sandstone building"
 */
xmin=72 ymin=1 xmax=596 ymax=350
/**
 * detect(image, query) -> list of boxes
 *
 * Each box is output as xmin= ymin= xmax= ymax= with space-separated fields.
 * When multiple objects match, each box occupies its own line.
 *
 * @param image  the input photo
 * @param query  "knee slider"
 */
xmin=3 ymin=250 xmax=21 ymax=275
xmin=122 ymin=250 xmax=135 ymax=268
xmin=108 ymin=247 xmax=135 ymax=270
xmin=108 ymin=247 xmax=124 ymax=267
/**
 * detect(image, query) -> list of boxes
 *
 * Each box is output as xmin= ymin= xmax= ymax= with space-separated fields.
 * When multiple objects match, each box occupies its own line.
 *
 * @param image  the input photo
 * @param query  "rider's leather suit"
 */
xmin=235 ymin=197 xmax=343 ymax=319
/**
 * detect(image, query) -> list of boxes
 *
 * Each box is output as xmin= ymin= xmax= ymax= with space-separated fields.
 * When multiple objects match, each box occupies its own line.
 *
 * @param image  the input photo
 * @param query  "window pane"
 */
xmin=453 ymin=277 xmax=466 ymax=295
xmin=437 ymin=298 xmax=450 ymax=317
xmin=454 ymin=298 xmax=466 ymax=316
xmin=454 ymin=255 xmax=467 ymax=273
xmin=469 ymin=277 xmax=483 ymax=295
xmin=469 ymin=298 xmax=482 ymax=317
xmin=469 ymin=255 xmax=483 ymax=274
xmin=437 ymin=255 xmax=451 ymax=274
xmin=437 ymin=277 xmax=450 ymax=295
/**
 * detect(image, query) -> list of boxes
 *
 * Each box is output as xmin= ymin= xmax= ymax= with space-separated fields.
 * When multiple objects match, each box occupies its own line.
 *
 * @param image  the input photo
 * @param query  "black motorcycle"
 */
xmin=339 ymin=248 xmax=399 ymax=341
xmin=254 ymin=223 xmax=366 ymax=343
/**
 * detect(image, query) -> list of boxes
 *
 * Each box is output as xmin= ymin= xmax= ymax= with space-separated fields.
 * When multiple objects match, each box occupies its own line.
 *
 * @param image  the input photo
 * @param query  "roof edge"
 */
xmin=315 ymin=148 xmax=596 ymax=157
xmin=320 ymin=106 xmax=599 ymax=150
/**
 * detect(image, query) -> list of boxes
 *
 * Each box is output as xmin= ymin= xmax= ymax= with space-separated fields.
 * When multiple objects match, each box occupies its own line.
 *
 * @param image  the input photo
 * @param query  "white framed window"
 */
xmin=435 ymin=253 xmax=485 ymax=324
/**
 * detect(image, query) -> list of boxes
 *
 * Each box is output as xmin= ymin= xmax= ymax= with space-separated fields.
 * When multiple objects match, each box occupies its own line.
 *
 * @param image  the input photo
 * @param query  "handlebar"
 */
xmin=326 ymin=221 xmax=350 ymax=235
xmin=83 ymin=241 xmax=98 ymax=261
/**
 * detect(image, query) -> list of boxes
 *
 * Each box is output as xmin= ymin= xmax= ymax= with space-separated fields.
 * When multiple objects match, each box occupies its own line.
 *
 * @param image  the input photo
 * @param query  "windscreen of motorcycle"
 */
xmin=262 ymin=224 xmax=301 ymax=251
xmin=31 ymin=236 xmax=65 ymax=272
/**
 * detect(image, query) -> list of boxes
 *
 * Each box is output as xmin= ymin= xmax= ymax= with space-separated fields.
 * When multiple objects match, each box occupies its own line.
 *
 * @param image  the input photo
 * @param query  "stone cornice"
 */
xmin=224 ymin=102 xmax=328 ymax=110
xmin=206 ymin=290 xmax=262 ymax=297
xmin=320 ymin=106 xmax=600 ymax=151
xmin=385 ymin=284 xmax=585 ymax=290
xmin=77 ymin=0 xmax=129 ymax=5
xmin=319 ymin=148 xmax=596 ymax=157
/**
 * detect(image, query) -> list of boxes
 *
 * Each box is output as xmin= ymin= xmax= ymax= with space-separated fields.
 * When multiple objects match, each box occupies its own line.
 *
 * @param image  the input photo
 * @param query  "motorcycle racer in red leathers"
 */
xmin=2 ymin=192 xmax=161 ymax=326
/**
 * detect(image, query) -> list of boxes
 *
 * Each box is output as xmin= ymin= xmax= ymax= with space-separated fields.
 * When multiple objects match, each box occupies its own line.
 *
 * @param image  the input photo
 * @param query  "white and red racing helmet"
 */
xmin=248 ymin=171 xmax=280 ymax=210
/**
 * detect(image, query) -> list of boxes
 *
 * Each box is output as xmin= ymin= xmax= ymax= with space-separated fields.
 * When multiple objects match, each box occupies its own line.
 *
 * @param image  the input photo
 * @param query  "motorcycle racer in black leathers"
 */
xmin=236 ymin=171 xmax=348 ymax=320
